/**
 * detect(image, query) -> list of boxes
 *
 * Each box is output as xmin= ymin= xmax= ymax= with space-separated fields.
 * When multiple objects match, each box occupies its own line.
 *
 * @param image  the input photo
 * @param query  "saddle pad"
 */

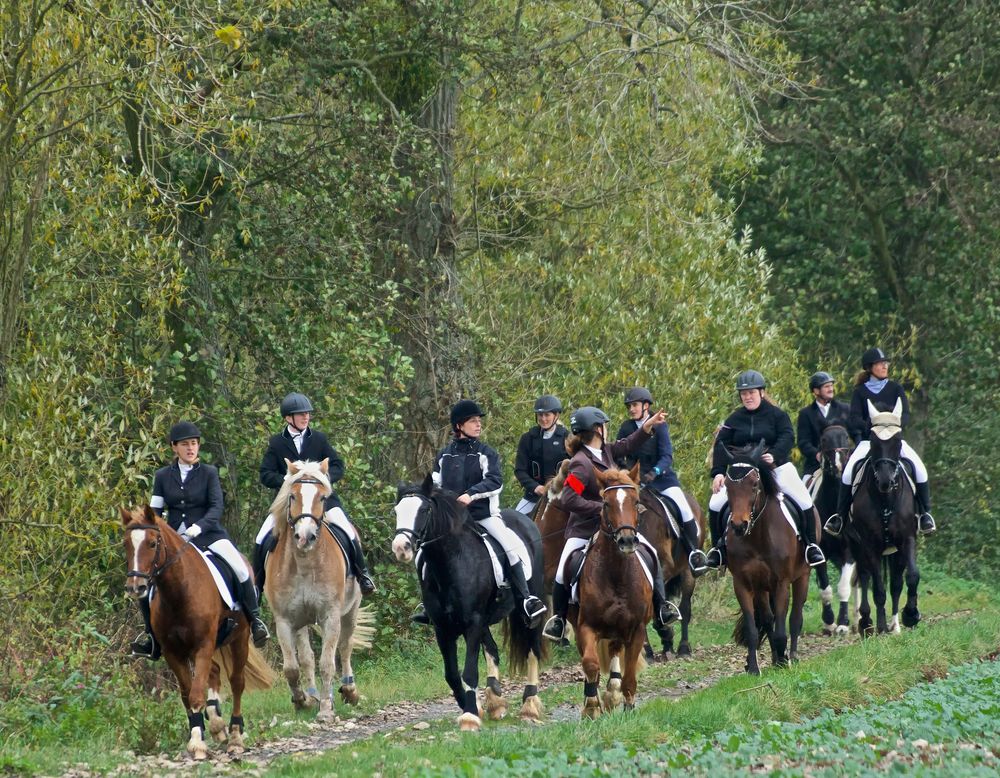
xmin=777 ymin=495 xmax=801 ymax=539
xmin=193 ymin=547 xmax=236 ymax=609
xmin=416 ymin=532 xmax=507 ymax=590
xmin=807 ymin=471 xmax=822 ymax=500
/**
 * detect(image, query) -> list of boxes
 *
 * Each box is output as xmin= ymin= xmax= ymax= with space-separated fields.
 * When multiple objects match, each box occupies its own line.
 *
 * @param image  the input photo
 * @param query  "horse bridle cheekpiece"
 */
xmin=725 ymin=462 xmax=768 ymax=535
xmin=125 ymin=523 xmax=184 ymax=583
xmin=600 ymin=483 xmax=639 ymax=542
xmin=393 ymin=492 xmax=443 ymax=552
xmin=287 ymin=476 xmax=326 ymax=527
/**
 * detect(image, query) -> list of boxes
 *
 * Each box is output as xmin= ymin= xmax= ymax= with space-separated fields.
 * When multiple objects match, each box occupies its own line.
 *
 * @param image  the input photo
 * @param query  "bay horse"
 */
xmin=637 ymin=487 xmax=705 ymax=658
xmin=724 ymin=442 xmax=813 ymax=675
xmin=265 ymin=459 xmax=375 ymax=722
xmin=534 ymin=459 xmax=571 ymax=598
xmin=392 ymin=475 xmax=547 ymax=731
xmin=567 ymin=463 xmax=649 ymax=718
xmin=812 ymin=423 xmax=857 ymax=635
xmin=122 ymin=506 xmax=275 ymax=760
xmin=846 ymin=422 xmax=920 ymax=637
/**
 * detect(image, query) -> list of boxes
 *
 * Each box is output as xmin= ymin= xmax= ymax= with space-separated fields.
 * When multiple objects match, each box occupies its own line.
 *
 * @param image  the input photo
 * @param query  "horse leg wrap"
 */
xmin=584 ymin=681 xmax=599 ymax=698
xmin=463 ymin=689 xmax=478 ymax=715
xmin=341 ymin=675 xmax=354 ymax=687
xmin=487 ymin=676 xmax=502 ymax=696
xmin=609 ymin=671 xmax=622 ymax=681
xmin=209 ymin=699 xmax=222 ymax=718
xmin=229 ymin=715 xmax=244 ymax=733
xmin=522 ymin=685 xmax=538 ymax=701
xmin=188 ymin=711 xmax=205 ymax=732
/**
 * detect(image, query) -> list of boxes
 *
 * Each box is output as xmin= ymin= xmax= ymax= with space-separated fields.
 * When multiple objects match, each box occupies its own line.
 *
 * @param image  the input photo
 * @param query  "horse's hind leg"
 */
xmin=457 ymin=627 xmax=484 ymax=731
xmin=206 ymin=661 xmax=227 ymax=743
xmin=770 ymin=587 xmax=790 ymax=667
xmin=836 ymin=562 xmax=855 ymax=635
xmin=316 ymin=613 xmax=342 ymax=723
xmin=482 ymin=630 xmax=507 ymax=721
xmin=888 ymin=553 xmax=905 ymax=633
xmin=677 ymin=571 xmax=695 ymax=657
xmin=601 ymin=651 xmax=624 ymax=712
xmin=873 ymin=560 xmax=889 ymax=634
xmin=816 ymin=565 xmax=835 ymax=634
xmin=857 ymin=567 xmax=874 ymax=638
xmin=519 ymin=648 xmax=544 ymax=722
xmin=337 ymin=604 xmax=361 ymax=707
xmin=789 ymin=573 xmax=809 ymax=663
xmin=901 ymin=537 xmax=921 ymax=628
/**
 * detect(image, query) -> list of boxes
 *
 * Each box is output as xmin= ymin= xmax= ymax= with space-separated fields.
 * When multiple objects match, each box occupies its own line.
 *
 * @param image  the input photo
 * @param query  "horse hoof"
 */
xmin=677 ymin=643 xmax=692 ymax=658
xmin=316 ymin=708 xmax=336 ymax=724
xmin=519 ymin=696 xmax=544 ymax=722
xmin=902 ymin=608 xmax=921 ymax=628
xmin=484 ymin=688 xmax=507 ymax=720
xmin=601 ymin=688 xmax=623 ymax=712
xmin=457 ymin=712 xmax=482 ymax=731
xmin=623 ymin=702 xmax=635 ymax=712
xmin=835 ymin=624 xmax=850 ymax=636
xmin=339 ymin=684 xmax=360 ymax=706
xmin=581 ymin=699 xmax=601 ymax=720
xmin=187 ymin=743 xmax=208 ymax=761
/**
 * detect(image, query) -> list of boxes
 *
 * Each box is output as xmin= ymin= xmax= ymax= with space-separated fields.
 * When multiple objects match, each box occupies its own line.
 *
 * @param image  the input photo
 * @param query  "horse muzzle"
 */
xmin=391 ymin=536 xmax=413 ymax=562
xmin=614 ymin=529 xmax=638 ymax=554
xmin=125 ymin=575 xmax=148 ymax=598
xmin=731 ymin=520 xmax=749 ymax=537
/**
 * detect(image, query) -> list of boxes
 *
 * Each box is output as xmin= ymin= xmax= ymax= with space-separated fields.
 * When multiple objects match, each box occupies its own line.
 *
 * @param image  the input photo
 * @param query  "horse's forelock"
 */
xmin=601 ymin=468 xmax=636 ymax=489
xmin=727 ymin=455 xmax=779 ymax=497
xmin=270 ymin=461 xmax=332 ymax=522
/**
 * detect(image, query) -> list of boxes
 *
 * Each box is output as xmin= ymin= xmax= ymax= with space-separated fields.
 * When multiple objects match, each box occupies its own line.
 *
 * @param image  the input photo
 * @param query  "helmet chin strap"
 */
xmin=287 ymin=417 xmax=309 ymax=434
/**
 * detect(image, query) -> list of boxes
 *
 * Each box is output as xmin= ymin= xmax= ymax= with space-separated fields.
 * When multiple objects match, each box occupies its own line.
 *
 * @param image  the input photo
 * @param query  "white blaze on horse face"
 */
xmin=615 ymin=489 xmax=627 ymax=514
xmin=297 ymin=480 xmax=322 ymax=517
xmin=128 ymin=529 xmax=146 ymax=589
xmin=392 ymin=495 xmax=421 ymax=562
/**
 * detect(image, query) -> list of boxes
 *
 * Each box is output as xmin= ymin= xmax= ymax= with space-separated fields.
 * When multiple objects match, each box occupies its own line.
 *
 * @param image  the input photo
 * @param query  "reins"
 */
xmin=125 ymin=522 xmax=189 ymax=582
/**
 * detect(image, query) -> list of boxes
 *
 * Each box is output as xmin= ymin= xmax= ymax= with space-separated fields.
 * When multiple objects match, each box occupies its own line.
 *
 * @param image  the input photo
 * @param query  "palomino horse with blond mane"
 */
xmin=567 ymin=463 xmax=650 ymax=718
xmin=122 ymin=506 xmax=275 ymax=760
xmin=265 ymin=459 xmax=374 ymax=721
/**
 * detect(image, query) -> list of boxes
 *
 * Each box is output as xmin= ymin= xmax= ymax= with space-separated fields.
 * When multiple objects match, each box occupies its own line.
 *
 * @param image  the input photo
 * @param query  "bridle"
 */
xmin=725 ymin=463 xmax=768 ymax=536
xmin=393 ymin=493 xmax=448 ymax=552
xmin=285 ymin=476 xmax=327 ymax=528
xmin=600 ymin=483 xmax=639 ymax=543
xmin=125 ymin=523 xmax=187 ymax=584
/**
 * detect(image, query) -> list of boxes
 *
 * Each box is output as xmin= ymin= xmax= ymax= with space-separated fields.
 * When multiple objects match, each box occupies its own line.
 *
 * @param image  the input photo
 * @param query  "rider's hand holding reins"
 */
xmin=712 ymin=474 xmax=725 ymax=494
xmin=456 ymin=494 xmax=472 ymax=506
xmin=642 ymin=409 xmax=667 ymax=433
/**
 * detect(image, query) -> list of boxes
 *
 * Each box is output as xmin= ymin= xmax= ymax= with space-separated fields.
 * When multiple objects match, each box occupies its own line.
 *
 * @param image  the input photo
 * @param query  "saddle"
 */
xmin=564 ymin=536 xmax=656 ymax=603
xmin=642 ymin=488 xmax=683 ymax=541
xmin=150 ymin=550 xmax=240 ymax=648
xmin=415 ymin=526 xmax=512 ymax=590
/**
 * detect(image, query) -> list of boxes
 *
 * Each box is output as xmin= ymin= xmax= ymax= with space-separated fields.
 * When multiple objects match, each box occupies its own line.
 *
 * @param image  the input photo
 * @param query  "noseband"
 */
xmin=725 ymin=464 xmax=768 ymax=536
xmin=393 ymin=494 xmax=446 ymax=552
xmin=600 ymin=483 xmax=639 ymax=543
xmin=125 ymin=523 xmax=185 ymax=583
xmin=286 ymin=477 xmax=327 ymax=527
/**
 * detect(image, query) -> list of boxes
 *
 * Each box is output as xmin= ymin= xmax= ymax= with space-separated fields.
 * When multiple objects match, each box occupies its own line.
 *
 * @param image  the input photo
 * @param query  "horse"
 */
xmin=265 ymin=459 xmax=375 ymax=722
xmin=392 ymin=475 xmax=548 ymax=731
xmin=846 ymin=427 xmax=920 ymax=637
xmin=567 ymin=463 xmax=650 ymax=718
xmin=121 ymin=506 xmax=275 ymax=760
xmin=637 ymin=487 xmax=705 ymax=659
xmin=534 ymin=459 xmax=571 ymax=598
xmin=810 ymin=423 xmax=858 ymax=635
xmin=724 ymin=442 xmax=814 ymax=675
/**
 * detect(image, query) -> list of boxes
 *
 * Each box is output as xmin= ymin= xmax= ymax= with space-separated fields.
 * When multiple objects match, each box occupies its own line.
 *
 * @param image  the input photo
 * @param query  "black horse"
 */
xmin=391 ymin=476 xmax=547 ymax=730
xmin=813 ymin=424 xmax=856 ymax=635
xmin=846 ymin=430 xmax=920 ymax=637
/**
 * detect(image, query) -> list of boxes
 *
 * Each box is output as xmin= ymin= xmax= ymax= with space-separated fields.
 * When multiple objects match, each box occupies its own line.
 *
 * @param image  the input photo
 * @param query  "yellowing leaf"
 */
xmin=215 ymin=25 xmax=242 ymax=49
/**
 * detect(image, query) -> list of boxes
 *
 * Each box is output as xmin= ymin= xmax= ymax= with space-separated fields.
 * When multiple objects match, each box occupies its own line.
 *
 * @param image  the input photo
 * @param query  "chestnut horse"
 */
xmin=535 ymin=459 xmax=571 ymax=598
xmin=122 ymin=507 xmax=275 ymax=760
xmin=724 ymin=443 xmax=814 ymax=675
xmin=265 ymin=459 xmax=374 ymax=722
xmin=567 ymin=464 xmax=649 ymax=718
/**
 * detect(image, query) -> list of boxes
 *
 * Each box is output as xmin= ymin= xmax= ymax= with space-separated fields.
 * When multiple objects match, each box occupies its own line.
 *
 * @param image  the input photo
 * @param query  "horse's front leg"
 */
xmin=481 ymin=629 xmax=507 ymax=721
xmin=857 ymin=565 xmax=874 ymax=638
xmin=676 ymin=572 xmax=695 ymax=657
xmin=888 ymin=551 xmax=905 ymax=634
xmin=621 ymin=628 xmax=646 ymax=711
xmin=316 ymin=611 xmax=343 ymax=723
xmin=184 ymin=645 xmax=216 ymax=760
xmin=434 ymin=628 xmax=464 ymax=716
xmin=734 ymin=583 xmax=760 ymax=675
xmin=788 ymin=572 xmax=810 ymax=662
xmin=815 ymin=564 xmax=835 ymax=634
xmin=519 ymin=648 xmax=544 ymax=722
xmin=274 ymin=617 xmax=308 ymax=711
xmin=457 ymin=627 xmax=484 ymax=731
xmin=770 ymin=586 xmax=790 ymax=667
xmin=872 ymin=558 xmax=889 ymax=634
xmin=206 ymin=661 xmax=227 ymax=744
xmin=224 ymin=626 xmax=249 ymax=754
xmin=576 ymin=623 xmax=602 ymax=719
xmin=601 ymin=650 xmax=624 ymax=712
xmin=836 ymin=561 xmax=856 ymax=635
xmin=901 ymin=536 xmax=921 ymax=628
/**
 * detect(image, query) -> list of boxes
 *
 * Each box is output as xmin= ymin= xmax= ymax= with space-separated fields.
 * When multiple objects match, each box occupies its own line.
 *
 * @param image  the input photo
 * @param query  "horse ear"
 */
xmin=751 ymin=439 xmax=766 ymax=461
xmin=120 ymin=507 xmax=132 ymax=526
xmin=143 ymin=505 xmax=157 ymax=522
xmin=421 ymin=472 xmax=434 ymax=496
xmin=319 ymin=457 xmax=329 ymax=474
xmin=285 ymin=457 xmax=297 ymax=475
xmin=628 ymin=462 xmax=641 ymax=485
xmin=636 ymin=503 xmax=647 ymax=514
xmin=866 ymin=399 xmax=879 ymax=420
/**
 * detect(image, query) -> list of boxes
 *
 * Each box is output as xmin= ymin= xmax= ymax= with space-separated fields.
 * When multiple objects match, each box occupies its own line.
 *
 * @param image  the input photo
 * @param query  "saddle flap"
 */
xmin=649 ymin=491 xmax=683 ymax=541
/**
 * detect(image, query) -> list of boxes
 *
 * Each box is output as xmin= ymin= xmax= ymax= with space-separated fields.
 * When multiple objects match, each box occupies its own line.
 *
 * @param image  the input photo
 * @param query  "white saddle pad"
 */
xmin=194 ymin=546 xmax=237 ymax=609
xmin=415 ymin=531 xmax=532 ymax=591
xmin=777 ymin=495 xmax=801 ymax=538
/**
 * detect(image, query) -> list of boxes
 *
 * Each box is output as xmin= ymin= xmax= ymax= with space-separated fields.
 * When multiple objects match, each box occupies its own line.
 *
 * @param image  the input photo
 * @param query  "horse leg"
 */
xmin=788 ymin=572 xmax=809 ymax=663
xmin=519 ymin=649 xmax=544 ymax=722
xmin=206 ymin=661 xmax=227 ymax=744
xmin=337 ymin=605 xmax=361 ymax=706
xmin=481 ymin=630 xmax=507 ymax=721
xmin=872 ymin=558 xmax=889 ymax=634
xmin=184 ymin=645 xmax=215 ymax=760
xmin=857 ymin=567 xmax=874 ymax=638
xmin=888 ymin=552 xmax=905 ymax=634
xmin=770 ymin=587 xmax=790 ymax=668
xmin=274 ymin=617 xmax=307 ymax=711
xmin=316 ymin=612 xmax=342 ymax=723
xmin=734 ymin=585 xmax=760 ymax=675
xmin=225 ymin=628 xmax=249 ymax=754
xmin=576 ymin=623 xmax=602 ymax=719
xmin=836 ymin=562 xmax=855 ymax=635
xmin=434 ymin=628 xmax=465 ymax=715
xmin=901 ymin=537 xmax=921 ymax=628
xmin=163 ymin=652 xmax=196 ymax=754
xmin=296 ymin=626 xmax=320 ymax=709
xmin=676 ymin=572 xmax=695 ymax=657
xmin=621 ymin=628 xmax=646 ymax=711
xmin=601 ymin=652 xmax=624 ymax=712
xmin=457 ymin=628 xmax=484 ymax=731
xmin=815 ymin=564 xmax=835 ymax=634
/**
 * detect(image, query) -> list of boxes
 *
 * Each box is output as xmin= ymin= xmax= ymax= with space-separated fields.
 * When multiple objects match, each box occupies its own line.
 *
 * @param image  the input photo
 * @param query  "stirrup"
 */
xmin=805 ymin=543 xmax=826 ymax=567
xmin=358 ymin=572 xmax=377 ymax=595
xmin=705 ymin=546 xmax=724 ymax=569
xmin=522 ymin=596 xmax=547 ymax=627
xmin=130 ymin=632 xmax=158 ymax=659
xmin=656 ymin=601 xmax=681 ymax=627
xmin=918 ymin=513 xmax=937 ymax=535
xmin=688 ymin=549 xmax=709 ymax=575
xmin=823 ymin=514 xmax=843 ymax=537
xmin=250 ymin=618 xmax=270 ymax=648
xmin=542 ymin=615 xmax=566 ymax=642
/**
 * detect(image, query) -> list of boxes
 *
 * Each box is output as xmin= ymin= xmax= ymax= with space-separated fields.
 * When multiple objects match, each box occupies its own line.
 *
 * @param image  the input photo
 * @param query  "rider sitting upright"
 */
xmin=542 ymin=405 xmax=680 ymax=642
xmin=615 ymin=387 xmax=708 ymax=574
xmin=824 ymin=348 xmax=936 ymax=537
xmin=796 ymin=371 xmax=850 ymax=486
xmin=512 ymin=394 xmax=569 ymax=517
xmin=411 ymin=399 xmax=547 ymax=628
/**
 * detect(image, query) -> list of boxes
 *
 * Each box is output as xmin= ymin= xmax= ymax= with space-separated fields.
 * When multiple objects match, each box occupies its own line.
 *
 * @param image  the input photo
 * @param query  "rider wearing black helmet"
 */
xmin=796 ymin=371 xmax=849 ymax=484
xmin=131 ymin=421 xmax=270 ymax=658
xmin=542 ymin=404 xmax=681 ymax=642
xmin=412 ymin=400 xmax=548 ymax=628
xmin=824 ymin=348 xmax=936 ymax=537
xmin=513 ymin=394 xmax=569 ymax=516
xmin=616 ymin=387 xmax=707 ymax=574
xmin=252 ymin=392 xmax=376 ymax=598
xmin=704 ymin=371 xmax=826 ymax=571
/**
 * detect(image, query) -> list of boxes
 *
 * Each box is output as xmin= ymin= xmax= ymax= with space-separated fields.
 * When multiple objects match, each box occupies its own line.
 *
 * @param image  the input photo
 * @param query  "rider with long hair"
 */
xmin=823 ymin=348 xmax=936 ymax=537
xmin=411 ymin=399 xmax=548 ymax=627
xmin=542 ymin=405 xmax=679 ymax=642
xmin=703 ymin=371 xmax=826 ymax=571
xmin=130 ymin=421 xmax=269 ymax=659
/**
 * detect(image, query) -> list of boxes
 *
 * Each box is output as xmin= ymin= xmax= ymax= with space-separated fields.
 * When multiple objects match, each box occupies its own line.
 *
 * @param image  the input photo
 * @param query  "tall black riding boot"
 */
xmin=542 ymin=581 xmax=569 ymax=641
xmin=349 ymin=538 xmax=377 ymax=595
xmin=824 ymin=483 xmax=852 ymax=537
xmin=682 ymin=519 xmax=709 ymax=574
xmin=252 ymin=532 xmax=271 ymax=600
xmin=507 ymin=560 xmax=547 ymax=627
xmin=915 ymin=481 xmax=937 ymax=535
xmin=651 ymin=558 xmax=681 ymax=626
xmin=129 ymin=596 xmax=160 ymax=660
xmin=705 ymin=509 xmax=726 ymax=569
xmin=239 ymin=579 xmax=270 ymax=648
xmin=800 ymin=505 xmax=826 ymax=567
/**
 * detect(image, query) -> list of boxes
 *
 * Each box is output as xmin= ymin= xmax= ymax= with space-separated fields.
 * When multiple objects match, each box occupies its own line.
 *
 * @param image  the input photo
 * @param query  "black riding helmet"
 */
xmin=169 ymin=421 xmax=201 ymax=443
xmin=735 ymin=370 xmax=766 ymax=391
xmin=809 ymin=371 xmax=835 ymax=391
xmin=861 ymin=347 xmax=889 ymax=370
xmin=450 ymin=399 xmax=486 ymax=426
xmin=623 ymin=387 xmax=653 ymax=405
xmin=533 ymin=394 xmax=563 ymax=414
xmin=569 ymin=406 xmax=610 ymax=434
xmin=280 ymin=392 xmax=314 ymax=417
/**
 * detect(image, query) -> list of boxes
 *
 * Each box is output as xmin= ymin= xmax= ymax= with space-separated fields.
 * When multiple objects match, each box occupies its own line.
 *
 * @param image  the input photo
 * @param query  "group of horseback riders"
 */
xmin=130 ymin=346 xmax=935 ymax=657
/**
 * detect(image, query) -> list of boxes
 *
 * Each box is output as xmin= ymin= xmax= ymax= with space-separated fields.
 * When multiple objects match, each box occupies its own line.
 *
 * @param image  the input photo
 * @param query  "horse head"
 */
xmin=391 ymin=478 xmax=430 ymax=562
xmin=867 ymin=399 xmax=904 ymax=496
xmin=819 ymin=423 xmax=852 ymax=479
xmin=121 ymin=504 xmax=171 ymax=599
xmin=594 ymin=462 xmax=641 ymax=554
xmin=273 ymin=458 xmax=332 ymax=551
xmin=724 ymin=440 xmax=778 ymax=537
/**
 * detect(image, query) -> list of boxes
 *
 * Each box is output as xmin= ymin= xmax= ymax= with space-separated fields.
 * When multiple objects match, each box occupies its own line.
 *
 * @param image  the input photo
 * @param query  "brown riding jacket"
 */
xmin=561 ymin=427 xmax=652 ymax=540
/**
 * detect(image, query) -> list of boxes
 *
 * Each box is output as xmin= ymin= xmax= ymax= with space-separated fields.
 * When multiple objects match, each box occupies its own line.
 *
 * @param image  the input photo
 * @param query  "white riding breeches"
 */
xmin=659 ymin=485 xmax=695 ymax=524
xmin=255 ymin=508 xmax=359 ymax=544
xmin=207 ymin=539 xmax=251 ymax=582
xmin=842 ymin=440 xmax=927 ymax=485
xmin=515 ymin=497 xmax=539 ymax=516
xmin=709 ymin=462 xmax=813 ymax=513
xmin=255 ymin=514 xmax=275 ymax=544
xmin=476 ymin=513 xmax=523 ymax=566
xmin=553 ymin=532 xmax=658 ymax=585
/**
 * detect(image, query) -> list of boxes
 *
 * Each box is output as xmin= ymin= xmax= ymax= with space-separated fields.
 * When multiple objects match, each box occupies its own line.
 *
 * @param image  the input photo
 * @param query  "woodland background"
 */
xmin=1 ymin=0 xmax=997 ymax=684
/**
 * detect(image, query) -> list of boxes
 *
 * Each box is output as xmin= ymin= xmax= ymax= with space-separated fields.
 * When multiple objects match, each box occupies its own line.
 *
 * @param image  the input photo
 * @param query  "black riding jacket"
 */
xmin=848 ymin=380 xmax=910 ymax=442
xmin=151 ymin=461 xmax=228 ymax=550
xmin=711 ymin=400 xmax=794 ymax=477
xmin=796 ymin=399 xmax=850 ymax=476
xmin=433 ymin=437 xmax=502 ymax=521
xmin=260 ymin=427 xmax=345 ymax=510
xmin=615 ymin=418 xmax=681 ymax=490
xmin=513 ymin=424 xmax=569 ymax=500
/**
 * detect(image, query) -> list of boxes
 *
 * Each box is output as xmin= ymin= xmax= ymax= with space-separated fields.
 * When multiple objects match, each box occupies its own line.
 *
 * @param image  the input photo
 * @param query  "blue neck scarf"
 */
xmin=865 ymin=377 xmax=889 ymax=394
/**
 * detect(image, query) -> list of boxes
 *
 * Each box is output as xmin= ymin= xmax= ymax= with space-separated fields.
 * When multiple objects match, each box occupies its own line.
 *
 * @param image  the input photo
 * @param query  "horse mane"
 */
xmin=269 ymin=460 xmax=332 ymax=528
xmin=600 ymin=467 xmax=636 ymax=488
xmin=726 ymin=445 xmax=779 ymax=498
xmin=548 ymin=459 xmax=571 ymax=499
xmin=397 ymin=479 xmax=469 ymax=538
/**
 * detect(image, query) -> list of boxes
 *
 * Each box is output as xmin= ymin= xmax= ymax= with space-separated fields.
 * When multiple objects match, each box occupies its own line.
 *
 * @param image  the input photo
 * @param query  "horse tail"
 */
xmin=350 ymin=605 xmax=377 ymax=650
xmin=214 ymin=644 xmax=277 ymax=692
xmin=732 ymin=597 xmax=772 ymax=649
xmin=502 ymin=613 xmax=549 ymax=676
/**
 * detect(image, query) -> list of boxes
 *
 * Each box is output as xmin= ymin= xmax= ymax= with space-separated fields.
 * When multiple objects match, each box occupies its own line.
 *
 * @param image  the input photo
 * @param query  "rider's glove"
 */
xmin=182 ymin=524 xmax=202 ymax=540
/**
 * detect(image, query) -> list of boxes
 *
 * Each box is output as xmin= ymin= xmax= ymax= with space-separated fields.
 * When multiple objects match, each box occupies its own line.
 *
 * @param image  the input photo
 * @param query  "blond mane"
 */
xmin=269 ymin=460 xmax=333 ymax=524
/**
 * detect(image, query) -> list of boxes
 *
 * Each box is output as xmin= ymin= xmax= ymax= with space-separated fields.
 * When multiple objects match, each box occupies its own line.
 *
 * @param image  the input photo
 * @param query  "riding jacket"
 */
xmin=432 ymin=437 xmax=502 ymax=521
xmin=151 ymin=461 xmax=228 ymax=550
xmin=513 ymin=424 xmax=569 ymax=500
xmin=615 ymin=418 xmax=681 ymax=491
xmin=711 ymin=400 xmax=795 ymax=477
xmin=260 ymin=427 xmax=345 ymax=510
xmin=796 ymin=399 xmax=850 ymax=476
xmin=561 ymin=427 xmax=652 ymax=540
xmin=848 ymin=380 xmax=910 ymax=443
